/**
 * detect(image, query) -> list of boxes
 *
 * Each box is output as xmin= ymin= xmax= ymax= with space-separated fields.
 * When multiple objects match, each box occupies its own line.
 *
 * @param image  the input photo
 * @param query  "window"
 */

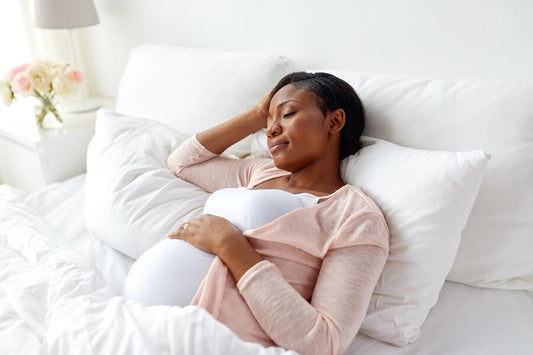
xmin=0 ymin=1 xmax=32 ymax=73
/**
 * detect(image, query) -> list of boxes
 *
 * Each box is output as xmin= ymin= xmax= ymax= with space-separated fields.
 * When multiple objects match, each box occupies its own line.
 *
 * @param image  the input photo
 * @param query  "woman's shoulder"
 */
xmin=326 ymin=185 xmax=390 ymax=250
xmin=246 ymin=158 xmax=291 ymax=188
xmin=328 ymin=184 xmax=384 ymax=216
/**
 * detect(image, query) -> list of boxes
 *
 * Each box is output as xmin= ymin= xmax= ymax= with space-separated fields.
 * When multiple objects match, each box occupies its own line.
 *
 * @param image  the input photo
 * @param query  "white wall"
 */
xmin=80 ymin=0 xmax=533 ymax=98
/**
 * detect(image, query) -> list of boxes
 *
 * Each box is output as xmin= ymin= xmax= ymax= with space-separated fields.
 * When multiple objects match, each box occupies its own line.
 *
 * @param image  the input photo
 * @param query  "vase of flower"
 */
xmin=34 ymin=100 xmax=63 ymax=130
xmin=0 ymin=60 xmax=83 ymax=130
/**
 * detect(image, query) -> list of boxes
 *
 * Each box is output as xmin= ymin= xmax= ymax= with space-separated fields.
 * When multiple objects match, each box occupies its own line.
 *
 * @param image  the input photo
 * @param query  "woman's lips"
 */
xmin=269 ymin=141 xmax=288 ymax=154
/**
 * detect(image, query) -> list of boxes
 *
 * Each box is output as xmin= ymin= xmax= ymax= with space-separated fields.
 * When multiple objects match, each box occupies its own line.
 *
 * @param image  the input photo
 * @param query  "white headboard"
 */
xmin=83 ymin=0 xmax=533 ymax=98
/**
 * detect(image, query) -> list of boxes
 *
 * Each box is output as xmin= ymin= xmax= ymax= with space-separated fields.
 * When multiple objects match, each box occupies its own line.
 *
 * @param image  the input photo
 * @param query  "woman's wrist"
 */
xmin=197 ymin=107 xmax=266 ymax=154
xmin=254 ymin=93 xmax=270 ymax=125
xmin=218 ymin=234 xmax=263 ymax=282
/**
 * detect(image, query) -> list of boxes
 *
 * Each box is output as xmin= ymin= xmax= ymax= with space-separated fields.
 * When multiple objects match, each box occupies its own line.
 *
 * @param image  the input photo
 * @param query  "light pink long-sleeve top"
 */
xmin=167 ymin=136 xmax=389 ymax=355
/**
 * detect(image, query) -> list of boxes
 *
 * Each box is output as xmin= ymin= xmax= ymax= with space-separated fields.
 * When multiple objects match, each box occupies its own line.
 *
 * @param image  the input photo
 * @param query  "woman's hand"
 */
xmin=254 ymin=93 xmax=271 ymax=127
xmin=168 ymin=214 xmax=240 ymax=255
xmin=169 ymin=214 xmax=264 ymax=282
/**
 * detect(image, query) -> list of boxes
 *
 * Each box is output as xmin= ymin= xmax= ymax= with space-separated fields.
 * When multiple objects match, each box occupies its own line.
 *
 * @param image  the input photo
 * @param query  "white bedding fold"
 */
xmin=0 ymin=187 xmax=295 ymax=355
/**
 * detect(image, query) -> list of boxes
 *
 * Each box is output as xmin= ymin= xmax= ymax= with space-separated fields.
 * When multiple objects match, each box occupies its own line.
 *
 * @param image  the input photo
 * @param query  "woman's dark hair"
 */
xmin=269 ymin=72 xmax=365 ymax=160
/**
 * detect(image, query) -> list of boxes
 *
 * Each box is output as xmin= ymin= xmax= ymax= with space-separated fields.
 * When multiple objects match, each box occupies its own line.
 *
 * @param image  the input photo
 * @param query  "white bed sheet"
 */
xmin=348 ymin=283 xmax=533 ymax=354
xmin=25 ymin=174 xmax=135 ymax=295
xmin=4 ymin=175 xmax=533 ymax=354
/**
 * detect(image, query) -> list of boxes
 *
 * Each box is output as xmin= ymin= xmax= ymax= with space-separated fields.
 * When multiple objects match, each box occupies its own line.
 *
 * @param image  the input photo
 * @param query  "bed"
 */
xmin=1 ymin=42 xmax=532 ymax=355
xmin=2 ymin=1 xmax=533 ymax=353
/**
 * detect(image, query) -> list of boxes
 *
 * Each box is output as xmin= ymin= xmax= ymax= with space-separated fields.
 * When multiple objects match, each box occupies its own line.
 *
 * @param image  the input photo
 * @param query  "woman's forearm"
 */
xmin=197 ymin=106 xmax=267 ymax=154
xmin=218 ymin=235 xmax=264 ymax=282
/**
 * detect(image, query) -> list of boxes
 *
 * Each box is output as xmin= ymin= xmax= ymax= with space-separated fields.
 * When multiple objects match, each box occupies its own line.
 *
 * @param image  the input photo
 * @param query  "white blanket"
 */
xmin=2 ymin=177 xmax=533 ymax=355
xmin=0 ymin=186 xmax=295 ymax=355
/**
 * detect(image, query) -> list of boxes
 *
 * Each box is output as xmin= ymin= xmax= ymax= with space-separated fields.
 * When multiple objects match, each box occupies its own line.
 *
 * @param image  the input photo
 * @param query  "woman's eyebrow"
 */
xmin=276 ymin=99 xmax=299 ymax=109
xmin=268 ymin=99 xmax=300 ymax=119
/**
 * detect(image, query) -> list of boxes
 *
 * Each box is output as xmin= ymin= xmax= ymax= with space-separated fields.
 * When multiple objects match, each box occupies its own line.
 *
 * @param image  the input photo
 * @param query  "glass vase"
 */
xmin=34 ymin=102 xmax=63 ymax=130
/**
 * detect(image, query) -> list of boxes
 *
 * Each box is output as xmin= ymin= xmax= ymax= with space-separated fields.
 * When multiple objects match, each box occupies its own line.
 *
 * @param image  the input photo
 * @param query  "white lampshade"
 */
xmin=33 ymin=0 xmax=100 ymax=29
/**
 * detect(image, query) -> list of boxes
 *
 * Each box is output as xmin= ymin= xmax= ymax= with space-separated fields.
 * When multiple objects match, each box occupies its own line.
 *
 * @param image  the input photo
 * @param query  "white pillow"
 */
xmin=85 ymin=109 xmax=210 ymax=259
xmin=250 ymin=133 xmax=489 ymax=345
xmin=328 ymin=71 xmax=533 ymax=291
xmin=115 ymin=44 xmax=296 ymax=155
xmin=342 ymin=137 xmax=488 ymax=345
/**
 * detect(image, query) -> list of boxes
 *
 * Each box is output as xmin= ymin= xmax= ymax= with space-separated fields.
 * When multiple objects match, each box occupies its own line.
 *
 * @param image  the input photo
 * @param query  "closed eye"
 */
xmin=282 ymin=111 xmax=295 ymax=119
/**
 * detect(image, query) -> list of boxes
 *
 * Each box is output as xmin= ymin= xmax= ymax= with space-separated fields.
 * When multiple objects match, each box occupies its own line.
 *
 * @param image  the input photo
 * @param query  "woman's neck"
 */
xmin=285 ymin=159 xmax=345 ymax=195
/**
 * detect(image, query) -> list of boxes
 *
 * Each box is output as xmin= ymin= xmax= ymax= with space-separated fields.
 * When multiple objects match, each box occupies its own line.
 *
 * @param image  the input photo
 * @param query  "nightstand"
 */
xmin=0 ymin=99 xmax=113 ymax=193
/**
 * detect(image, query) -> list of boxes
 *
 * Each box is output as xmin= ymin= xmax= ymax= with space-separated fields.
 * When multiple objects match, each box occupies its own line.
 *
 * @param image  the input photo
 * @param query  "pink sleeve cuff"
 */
xmin=167 ymin=134 xmax=218 ymax=173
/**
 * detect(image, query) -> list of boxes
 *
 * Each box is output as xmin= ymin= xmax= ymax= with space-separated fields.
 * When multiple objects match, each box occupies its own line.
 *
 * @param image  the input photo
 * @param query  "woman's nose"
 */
xmin=266 ymin=120 xmax=281 ymax=138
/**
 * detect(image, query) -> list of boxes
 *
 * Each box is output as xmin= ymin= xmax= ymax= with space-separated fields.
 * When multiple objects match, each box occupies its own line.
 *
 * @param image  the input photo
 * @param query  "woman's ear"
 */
xmin=327 ymin=109 xmax=346 ymax=134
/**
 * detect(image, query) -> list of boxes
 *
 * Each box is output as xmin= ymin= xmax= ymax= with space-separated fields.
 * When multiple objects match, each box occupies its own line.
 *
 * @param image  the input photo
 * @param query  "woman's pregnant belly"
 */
xmin=122 ymin=238 xmax=215 ymax=307
xmin=123 ymin=187 xmax=314 ymax=307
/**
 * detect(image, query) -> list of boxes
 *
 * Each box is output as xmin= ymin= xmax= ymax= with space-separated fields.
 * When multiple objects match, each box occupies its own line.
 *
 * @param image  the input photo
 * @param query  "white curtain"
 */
xmin=0 ymin=0 xmax=79 ymax=74
xmin=0 ymin=0 xmax=35 ymax=73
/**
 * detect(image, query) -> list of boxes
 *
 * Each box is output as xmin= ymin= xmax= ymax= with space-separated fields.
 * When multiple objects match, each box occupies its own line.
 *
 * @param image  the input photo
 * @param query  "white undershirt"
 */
xmin=123 ymin=187 xmax=322 ymax=306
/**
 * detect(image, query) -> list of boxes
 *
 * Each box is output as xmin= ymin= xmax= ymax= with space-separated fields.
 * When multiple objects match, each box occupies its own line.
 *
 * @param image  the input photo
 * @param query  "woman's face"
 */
xmin=266 ymin=84 xmax=331 ymax=172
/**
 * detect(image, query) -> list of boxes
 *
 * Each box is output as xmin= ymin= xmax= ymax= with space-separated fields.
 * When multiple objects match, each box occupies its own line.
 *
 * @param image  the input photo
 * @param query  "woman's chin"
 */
xmin=272 ymin=157 xmax=300 ymax=173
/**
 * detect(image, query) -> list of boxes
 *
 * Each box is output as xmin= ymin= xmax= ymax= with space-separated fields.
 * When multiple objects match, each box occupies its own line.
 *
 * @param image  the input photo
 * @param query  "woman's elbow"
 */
xmin=294 ymin=339 xmax=341 ymax=355
xmin=166 ymin=154 xmax=178 ymax=174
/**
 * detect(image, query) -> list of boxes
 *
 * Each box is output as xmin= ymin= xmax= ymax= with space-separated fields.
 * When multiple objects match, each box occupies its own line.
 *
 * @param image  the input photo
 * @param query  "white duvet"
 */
xmin=2 ymin=176 xmax=533 ymax=355
xmin=0 ymin=182 xmax=295 ymax=355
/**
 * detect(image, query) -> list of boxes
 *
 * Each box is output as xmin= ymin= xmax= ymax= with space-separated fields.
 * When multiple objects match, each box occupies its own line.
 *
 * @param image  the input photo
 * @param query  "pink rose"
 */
xmin=11 ymin=72 xmax=33 ymax=96
xmin=8 ymin=64 xmax=30 ymax=80
xmin=70 ymin=69 xmax=83 ymax=83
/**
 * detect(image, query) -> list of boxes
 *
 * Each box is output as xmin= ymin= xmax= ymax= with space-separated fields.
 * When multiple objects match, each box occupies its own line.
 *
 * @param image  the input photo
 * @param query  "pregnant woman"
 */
xmin=123 ymin=72 xmax=389 ymax=355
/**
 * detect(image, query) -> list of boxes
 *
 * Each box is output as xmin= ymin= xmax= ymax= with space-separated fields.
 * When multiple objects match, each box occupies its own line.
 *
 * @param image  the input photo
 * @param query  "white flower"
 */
xmin=28 ymin=62 xmax=53 ymax=94
xmin=0 ymin=79 xmax=14 ymax=106
xmin=52 ymin=65 xmax=83 ymax=97
xmin=3 ymin=59 xmax=84 ymax=128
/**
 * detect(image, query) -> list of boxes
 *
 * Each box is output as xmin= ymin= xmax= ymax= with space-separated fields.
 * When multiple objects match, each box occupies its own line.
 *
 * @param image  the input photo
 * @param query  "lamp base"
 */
xmin=61 ymin=97 xmax=102 ymax=114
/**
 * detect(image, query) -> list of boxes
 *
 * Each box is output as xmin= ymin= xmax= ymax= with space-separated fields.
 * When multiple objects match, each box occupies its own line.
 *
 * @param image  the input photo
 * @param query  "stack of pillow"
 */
xmin=84 ymin=44 xmax=533 ymax=346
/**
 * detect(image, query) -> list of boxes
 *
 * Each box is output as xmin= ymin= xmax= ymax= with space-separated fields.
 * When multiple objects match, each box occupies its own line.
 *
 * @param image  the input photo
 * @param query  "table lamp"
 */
xmin=33 ymin=0 xmax=100 ymax=113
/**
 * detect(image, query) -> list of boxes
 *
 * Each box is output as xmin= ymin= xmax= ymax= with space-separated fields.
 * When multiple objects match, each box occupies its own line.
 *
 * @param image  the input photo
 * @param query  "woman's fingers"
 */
xmin=167 ymin=215 xmax=241 ymax=255
xmin=168 ymin=220 xmax=193 ymax=239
